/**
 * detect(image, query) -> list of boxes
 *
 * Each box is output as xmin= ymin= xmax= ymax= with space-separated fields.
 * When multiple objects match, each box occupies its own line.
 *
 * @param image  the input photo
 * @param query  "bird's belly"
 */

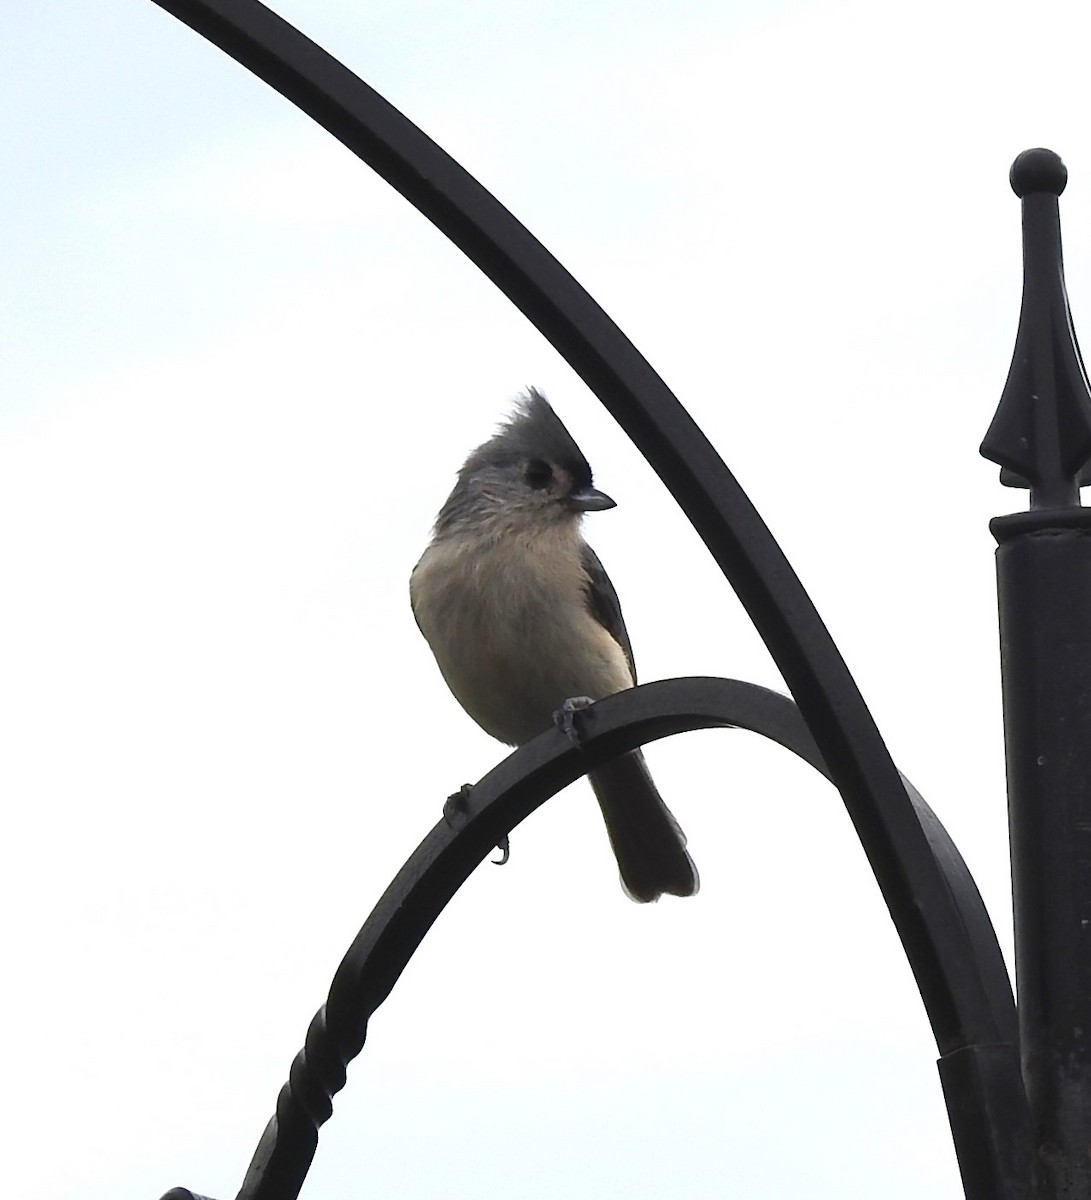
xmin=415 ymin=557 xmax=632 ymax=746
xmin=464 ymin=622 xmax=628 ymax=745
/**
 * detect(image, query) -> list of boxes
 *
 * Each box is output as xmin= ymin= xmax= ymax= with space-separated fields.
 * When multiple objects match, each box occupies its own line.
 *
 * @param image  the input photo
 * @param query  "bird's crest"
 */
xmin=461 ymin=388 xmax=594 ymax=490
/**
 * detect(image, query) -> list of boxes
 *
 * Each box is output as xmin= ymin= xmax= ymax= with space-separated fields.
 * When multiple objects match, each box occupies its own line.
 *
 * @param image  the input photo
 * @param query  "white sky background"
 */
xmin=4 ymin=1 xmax=1091 ymax=1197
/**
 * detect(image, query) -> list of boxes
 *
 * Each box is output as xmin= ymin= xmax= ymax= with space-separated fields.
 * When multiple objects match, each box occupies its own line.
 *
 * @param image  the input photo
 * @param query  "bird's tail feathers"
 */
xmin=589 ymin=750 xmax=699 ymax=903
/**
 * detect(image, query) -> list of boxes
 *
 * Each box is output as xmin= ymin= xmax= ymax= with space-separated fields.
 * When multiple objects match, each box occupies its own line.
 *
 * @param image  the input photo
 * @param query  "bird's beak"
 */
xmin=568 ymin=486 xmax=617 ymax=512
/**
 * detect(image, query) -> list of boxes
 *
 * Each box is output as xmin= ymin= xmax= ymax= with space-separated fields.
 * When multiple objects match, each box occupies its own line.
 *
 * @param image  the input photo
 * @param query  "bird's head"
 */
xmin=434 ymin=389 xmax=615 ymax=538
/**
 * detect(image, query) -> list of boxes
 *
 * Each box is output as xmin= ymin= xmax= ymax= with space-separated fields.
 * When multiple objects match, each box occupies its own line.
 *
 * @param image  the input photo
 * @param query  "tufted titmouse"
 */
xmin=410 ymin=389 xmax=698 ymax=902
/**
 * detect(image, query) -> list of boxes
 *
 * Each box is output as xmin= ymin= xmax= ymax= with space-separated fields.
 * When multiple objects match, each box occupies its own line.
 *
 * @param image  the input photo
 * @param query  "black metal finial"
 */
xmin=1009 ymin=147 xmax=1068 ymax=198
xmin=981 ymin=149 xmax=1091 ymax=508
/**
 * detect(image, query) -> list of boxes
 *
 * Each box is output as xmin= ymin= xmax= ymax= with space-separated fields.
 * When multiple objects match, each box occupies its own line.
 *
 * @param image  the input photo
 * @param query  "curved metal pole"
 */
xmin=149 ymin=678 xmax=1018 ymax=1200
xmin=146 ymin=0 xmax=1014 ymax=1066
xmin=137 ymin=3 xmax=1031 ymax=1195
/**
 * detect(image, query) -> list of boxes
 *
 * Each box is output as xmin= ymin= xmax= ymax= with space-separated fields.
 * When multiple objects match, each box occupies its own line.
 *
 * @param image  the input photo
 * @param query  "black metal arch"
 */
xmin=163 ymin=678 xmax=1014 ymax=1200
xmin=139 ymin=2 xmax=1029 ymax=1198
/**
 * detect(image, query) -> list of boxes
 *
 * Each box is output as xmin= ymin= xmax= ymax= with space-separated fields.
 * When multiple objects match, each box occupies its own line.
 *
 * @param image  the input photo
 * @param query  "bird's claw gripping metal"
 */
xmin=554 ymin=695 xmax=595 ymax=744
xmin=442 ymin=783 xmax=475 ymax=827
xmin=443 ymin=784 xmax=510 ymax=865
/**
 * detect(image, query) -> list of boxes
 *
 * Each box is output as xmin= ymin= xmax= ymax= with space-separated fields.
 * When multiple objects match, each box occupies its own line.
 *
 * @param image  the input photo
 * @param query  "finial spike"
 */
xmin=981 ymin=150 xmax=1091 ymax=508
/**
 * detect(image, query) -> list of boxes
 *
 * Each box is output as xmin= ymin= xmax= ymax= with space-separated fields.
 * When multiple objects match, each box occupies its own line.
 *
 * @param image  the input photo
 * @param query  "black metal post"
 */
xmin=996 ymin=513 xmax=1091 ymax=1195
xmin=983 ymin=149 xmax=1091 ymax=1197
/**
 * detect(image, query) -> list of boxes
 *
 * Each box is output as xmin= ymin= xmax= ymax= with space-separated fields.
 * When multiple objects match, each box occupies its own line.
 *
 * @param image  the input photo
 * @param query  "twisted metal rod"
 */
xmin=161 ymin=678 xmax=1010 ymax=1200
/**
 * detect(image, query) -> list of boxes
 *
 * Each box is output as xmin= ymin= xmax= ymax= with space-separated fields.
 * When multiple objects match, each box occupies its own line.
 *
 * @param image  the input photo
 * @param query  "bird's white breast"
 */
xmin=410 ymin=526 xmax=633 ymax=746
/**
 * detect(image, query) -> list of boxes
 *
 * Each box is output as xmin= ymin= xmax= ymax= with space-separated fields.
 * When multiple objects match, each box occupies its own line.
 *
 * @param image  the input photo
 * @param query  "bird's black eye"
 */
xmin=524 ymin=458 xmax=554 ymax=489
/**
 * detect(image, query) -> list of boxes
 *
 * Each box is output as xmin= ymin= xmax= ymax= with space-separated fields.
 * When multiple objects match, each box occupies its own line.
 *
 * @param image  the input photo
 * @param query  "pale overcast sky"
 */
xmin=4 ymin=2 xmax=1091 ymax=1198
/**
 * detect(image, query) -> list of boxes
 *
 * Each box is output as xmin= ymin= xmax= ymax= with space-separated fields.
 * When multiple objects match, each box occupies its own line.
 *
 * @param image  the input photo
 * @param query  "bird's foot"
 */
xmin=444 ymin=785 xmax=510 ymax=865
xmin=443 ymin=783 xmax=475 ymax=828
xmin=554 ymin=695 xmax=595 ymax=745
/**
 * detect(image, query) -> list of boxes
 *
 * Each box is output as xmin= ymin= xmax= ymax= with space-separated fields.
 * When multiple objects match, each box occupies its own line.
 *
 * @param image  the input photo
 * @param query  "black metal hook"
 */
xmin=157 ymin=678 xmax=1026 ymax=1200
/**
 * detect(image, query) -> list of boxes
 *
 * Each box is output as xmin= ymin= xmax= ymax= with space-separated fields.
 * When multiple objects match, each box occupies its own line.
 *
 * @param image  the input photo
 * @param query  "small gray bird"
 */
xmin=410 ymin=388 xmax=698 ymax=902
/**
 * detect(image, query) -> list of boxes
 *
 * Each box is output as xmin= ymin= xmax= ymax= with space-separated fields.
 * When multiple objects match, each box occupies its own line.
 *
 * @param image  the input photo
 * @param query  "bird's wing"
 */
xmin=580 ymin=543 xmax=637 ymax=682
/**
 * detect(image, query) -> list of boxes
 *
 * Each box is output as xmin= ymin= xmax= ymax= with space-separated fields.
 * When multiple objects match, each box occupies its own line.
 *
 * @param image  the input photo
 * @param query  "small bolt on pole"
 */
xmin=982 ymin=147 xmax=1091 ymax=1197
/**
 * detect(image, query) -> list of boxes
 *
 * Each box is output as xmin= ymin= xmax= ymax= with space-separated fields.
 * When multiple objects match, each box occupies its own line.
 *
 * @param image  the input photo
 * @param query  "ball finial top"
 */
xmin=1010 ymin=148 xmax=1068 ymax=197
